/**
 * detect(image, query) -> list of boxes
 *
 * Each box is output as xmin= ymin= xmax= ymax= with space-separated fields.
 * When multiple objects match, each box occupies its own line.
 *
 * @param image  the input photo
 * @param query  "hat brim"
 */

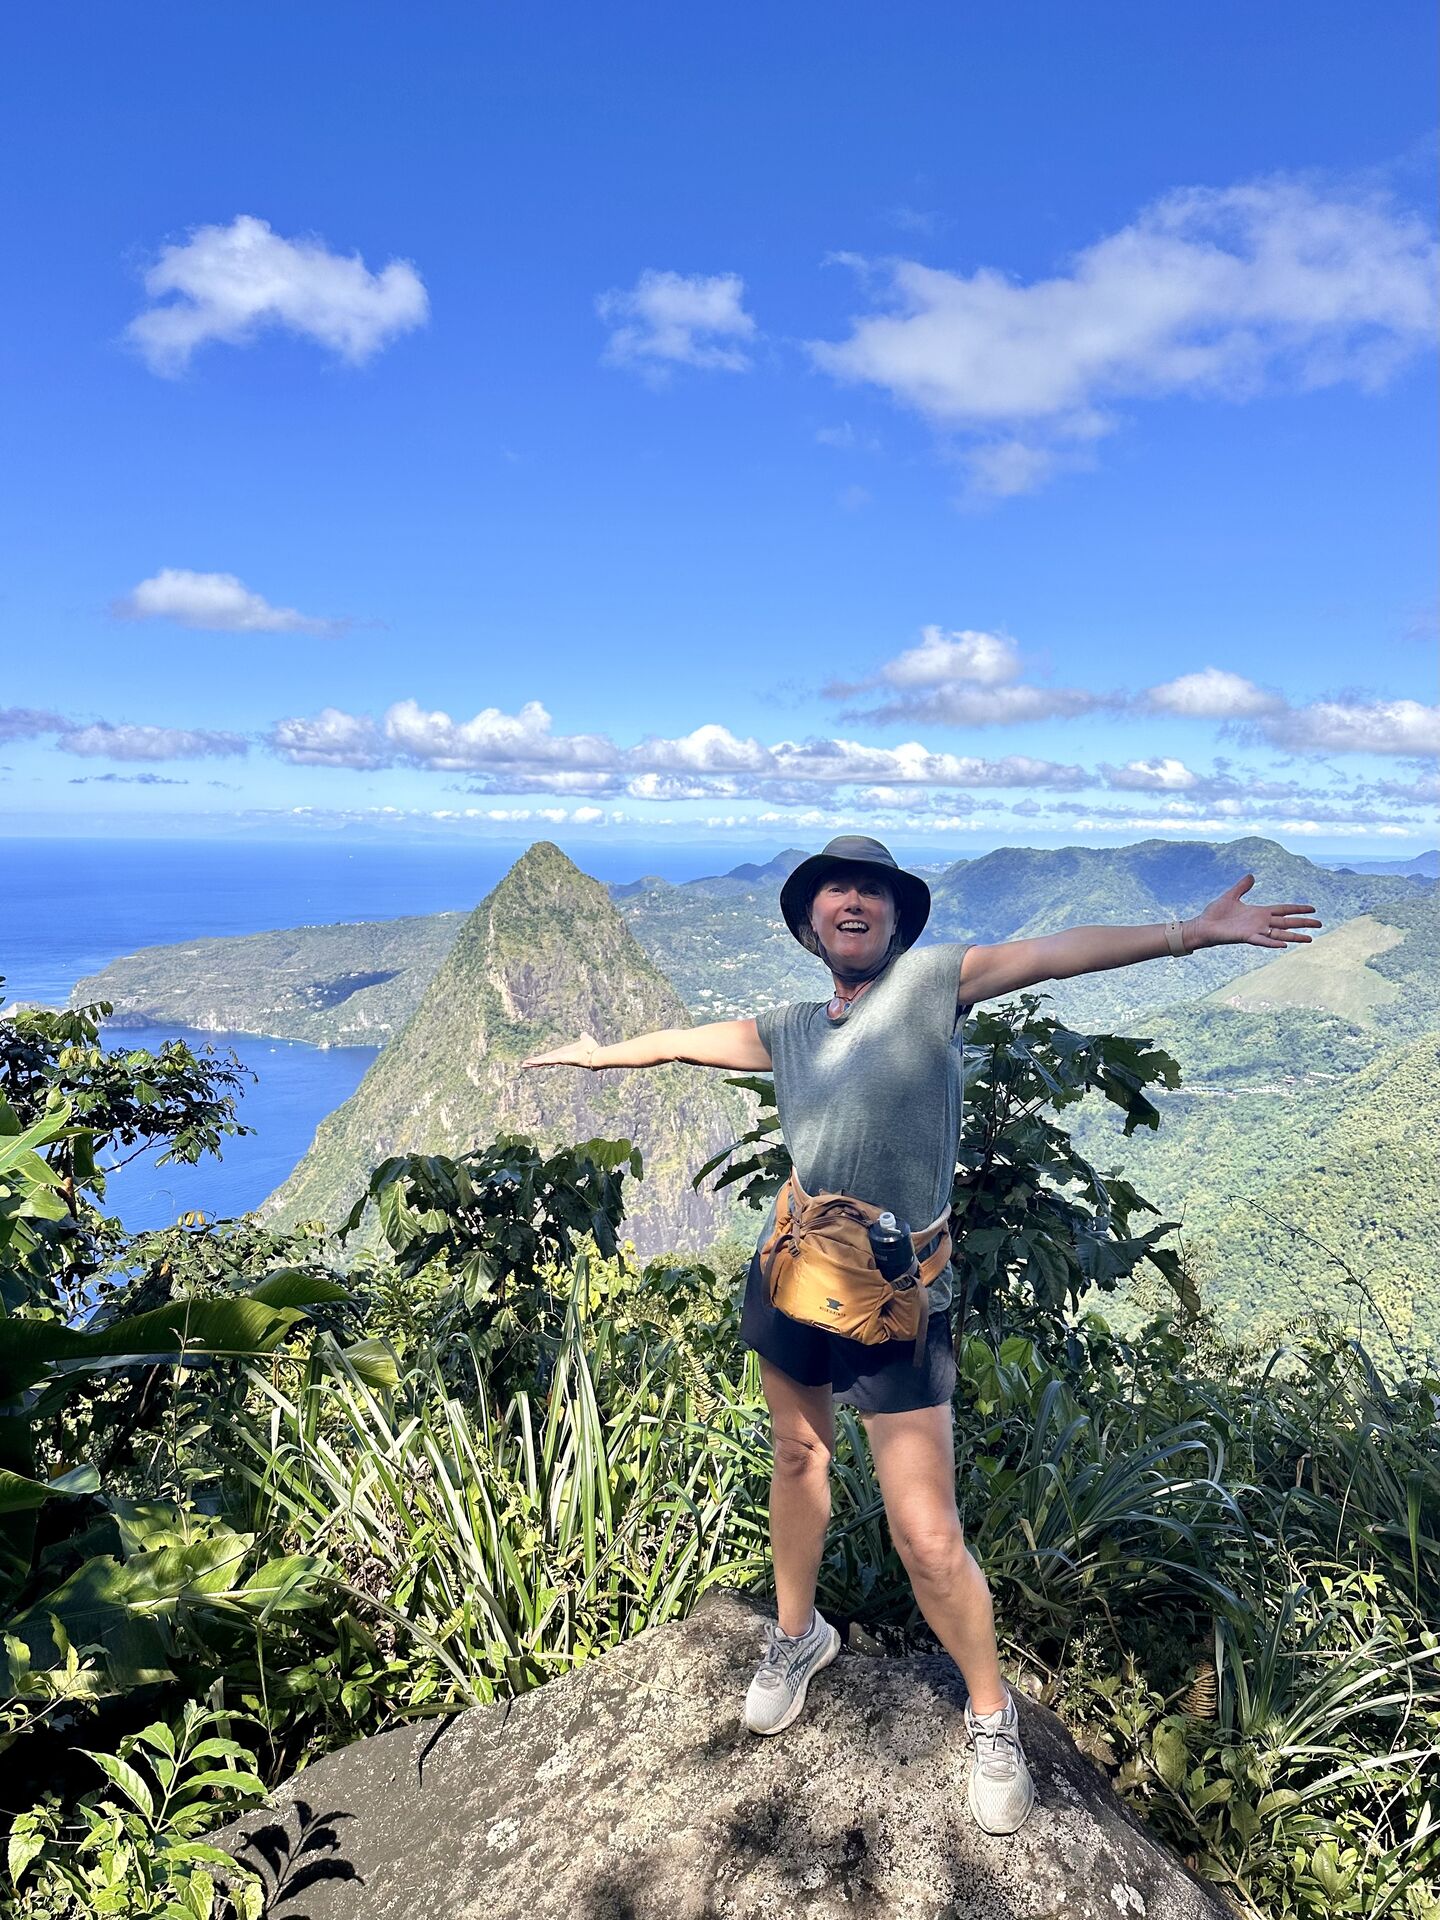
xmin=780 ymin=852 xmax=930 ymax=952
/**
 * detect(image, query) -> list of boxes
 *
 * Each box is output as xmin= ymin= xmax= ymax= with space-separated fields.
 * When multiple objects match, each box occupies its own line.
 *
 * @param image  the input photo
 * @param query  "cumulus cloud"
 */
xmin=384 ymin=698 xmax=618 ymax=772
xmin=810 ymin=178 xmax=1438 ymax=493
xmin=1102 ymin=756 xmax=1201 ymax=791
xmin=126 ymin=214 xmax=428 ymax=375
xmin=1247 ymin=697 xmax=1440 ymax=757
xmin=633 ymin=722 xmax=772 ymax=775
xmin=597 ymin=270 xmax=756 ymax=375
xmin=830 ymin=624 xmax=1106 ymax=726
xmin=1143 ymin=667 xmax=1285 ymax=717
xmin=269 ymin=708 xmax=390 ymax=770
xmin=0 ymin=706 xmax=68 ymax=743
xmin=873 ymin=625 xmax=1020 ymax=690
xmin=114 ymin=567 xmax=341 ymax=634
xmin=56 ymin=723 xmax=248 ymax=761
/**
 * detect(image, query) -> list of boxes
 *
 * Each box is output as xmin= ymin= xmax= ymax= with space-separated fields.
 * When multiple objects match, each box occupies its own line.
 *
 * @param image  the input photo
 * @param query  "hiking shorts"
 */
xmin=738 ymin=1251 xmax=957 ymax=1414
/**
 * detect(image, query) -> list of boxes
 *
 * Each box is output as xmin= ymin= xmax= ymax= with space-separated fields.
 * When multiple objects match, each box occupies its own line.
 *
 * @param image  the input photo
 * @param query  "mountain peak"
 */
xmin=264 ymin=841 xmax=750 ymax=1258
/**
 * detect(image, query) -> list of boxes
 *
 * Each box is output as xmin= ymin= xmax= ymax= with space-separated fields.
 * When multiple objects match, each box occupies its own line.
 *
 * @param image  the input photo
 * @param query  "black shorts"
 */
xmin=738 ymin=1252 xmax=956 ymax=1414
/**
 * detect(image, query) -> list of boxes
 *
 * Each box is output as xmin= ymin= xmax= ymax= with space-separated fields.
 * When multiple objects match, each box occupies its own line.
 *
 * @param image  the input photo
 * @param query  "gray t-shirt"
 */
xmin=754 ymin=941 xmax=973 ymax=1317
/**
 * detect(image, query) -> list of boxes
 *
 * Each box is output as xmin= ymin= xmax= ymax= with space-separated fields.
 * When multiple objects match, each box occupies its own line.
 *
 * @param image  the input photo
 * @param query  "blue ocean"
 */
xmin=1 ymin=835 xmax=760 ymax=1233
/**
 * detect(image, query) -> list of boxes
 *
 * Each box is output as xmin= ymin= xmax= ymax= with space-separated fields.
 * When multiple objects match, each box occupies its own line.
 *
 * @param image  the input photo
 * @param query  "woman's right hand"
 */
xmin=520 ymin=1032 xmax=601 ymax=1070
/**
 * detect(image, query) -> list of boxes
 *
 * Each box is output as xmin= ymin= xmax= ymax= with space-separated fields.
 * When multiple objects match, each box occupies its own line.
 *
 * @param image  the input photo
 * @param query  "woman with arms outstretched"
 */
xmin=523 ymin=834 xmax=1320 ymax=1837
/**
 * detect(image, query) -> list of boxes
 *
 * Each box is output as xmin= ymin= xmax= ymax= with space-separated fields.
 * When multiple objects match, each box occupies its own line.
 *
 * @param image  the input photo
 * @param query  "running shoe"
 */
xmin=743 ymin=1607 xmax=841 ymax=1735
xmin=963 ymin=1688 xmax=1037 ymax=1833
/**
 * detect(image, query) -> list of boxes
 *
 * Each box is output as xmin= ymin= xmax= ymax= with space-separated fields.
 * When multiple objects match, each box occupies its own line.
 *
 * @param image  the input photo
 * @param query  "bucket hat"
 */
xmin=779 ymin=835 xmax=931 ymax=953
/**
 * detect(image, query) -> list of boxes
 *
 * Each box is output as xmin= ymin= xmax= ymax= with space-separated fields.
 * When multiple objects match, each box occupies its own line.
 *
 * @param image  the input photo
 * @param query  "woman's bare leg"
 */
xmin=862 ymin=1400 xmax=1008 ymax=1713
xmin=758 ymin=1357 xmax=835 ymax=1637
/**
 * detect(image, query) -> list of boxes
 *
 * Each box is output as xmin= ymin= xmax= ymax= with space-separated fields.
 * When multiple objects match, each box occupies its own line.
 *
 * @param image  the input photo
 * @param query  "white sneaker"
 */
xmin=964 ymin=1688 xmax=1037 ymax=1834
xmin=743 ymin=1607 xmax=841 ymax=1735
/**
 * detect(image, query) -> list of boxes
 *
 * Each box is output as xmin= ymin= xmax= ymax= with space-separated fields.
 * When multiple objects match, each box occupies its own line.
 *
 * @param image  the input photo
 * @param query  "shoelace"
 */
xmin=968 ymin=1703 xmax=1021 ymax=1778
xmin=756 ymin=1619 xmax=810 ymax=1684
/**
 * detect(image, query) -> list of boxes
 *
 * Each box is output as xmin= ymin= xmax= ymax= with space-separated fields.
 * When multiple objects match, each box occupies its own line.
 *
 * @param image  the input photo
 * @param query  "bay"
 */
xmin=95 ymin=1024 xmax=379 ymax=1235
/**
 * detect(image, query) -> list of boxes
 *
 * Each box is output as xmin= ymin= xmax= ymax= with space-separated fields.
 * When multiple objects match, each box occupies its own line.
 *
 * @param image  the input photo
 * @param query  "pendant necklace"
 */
xmin=827 ymin=979 xmax=873 ymax=1021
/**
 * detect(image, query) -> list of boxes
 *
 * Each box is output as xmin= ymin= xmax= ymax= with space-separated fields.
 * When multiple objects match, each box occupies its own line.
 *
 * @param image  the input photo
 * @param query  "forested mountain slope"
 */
xmin=1069 ymin=1031 xmax=1439 ymax=1362
xmin=262 ymin=843 xmax=752 ymax=1258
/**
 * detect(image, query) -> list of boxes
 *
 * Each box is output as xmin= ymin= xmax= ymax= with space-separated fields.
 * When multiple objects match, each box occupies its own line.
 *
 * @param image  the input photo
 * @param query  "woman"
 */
xmin=523 ymin=833 xmax=1320 ymax=1837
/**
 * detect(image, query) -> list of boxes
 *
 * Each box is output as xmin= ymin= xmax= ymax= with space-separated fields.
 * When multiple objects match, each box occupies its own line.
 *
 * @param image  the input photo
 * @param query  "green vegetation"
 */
xmin=1071 ymin=1031 xmax=1440 ymax=1363
xmin=4 ymin=970 xmax=1436 ymax=1919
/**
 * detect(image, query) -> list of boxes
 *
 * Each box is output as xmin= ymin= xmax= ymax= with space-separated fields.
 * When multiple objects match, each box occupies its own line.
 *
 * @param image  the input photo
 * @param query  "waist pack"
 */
xmin=757 ymin=1170 xmax=953 ymax=1366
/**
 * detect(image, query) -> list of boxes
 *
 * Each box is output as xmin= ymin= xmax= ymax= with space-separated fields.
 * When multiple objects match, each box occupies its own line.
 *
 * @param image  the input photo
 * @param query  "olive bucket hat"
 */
xmin=779 ymin=834 xmax=931 ymax=955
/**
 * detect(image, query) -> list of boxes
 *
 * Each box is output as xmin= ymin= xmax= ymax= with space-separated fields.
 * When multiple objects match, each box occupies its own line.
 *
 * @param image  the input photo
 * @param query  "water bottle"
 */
xmin=867 ymin=1211 xmax=916 ymax=1289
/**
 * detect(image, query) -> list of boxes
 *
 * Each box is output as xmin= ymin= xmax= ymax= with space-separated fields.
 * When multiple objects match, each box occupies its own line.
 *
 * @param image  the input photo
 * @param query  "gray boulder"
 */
xmin=214 ymin=1589 xmax=1230 ymax=1919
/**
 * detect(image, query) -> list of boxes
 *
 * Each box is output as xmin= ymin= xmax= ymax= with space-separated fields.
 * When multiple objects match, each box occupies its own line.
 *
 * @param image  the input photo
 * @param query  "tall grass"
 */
xmin=240 ymin=1273 xmax=772 ymax=1704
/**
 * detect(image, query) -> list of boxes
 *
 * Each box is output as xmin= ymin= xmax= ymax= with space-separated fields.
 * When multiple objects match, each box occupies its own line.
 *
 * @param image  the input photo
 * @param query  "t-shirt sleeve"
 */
xmin=754 ymin=1003 xmax=784 ymax=1065
xmin=918 ymin=940 xmax=974 ymax=1028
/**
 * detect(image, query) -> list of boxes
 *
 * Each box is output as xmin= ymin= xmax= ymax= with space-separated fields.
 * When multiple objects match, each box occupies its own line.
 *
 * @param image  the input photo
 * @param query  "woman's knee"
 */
xmin=890 ymin=1511 xmax=969 ymax=1585
xmin=772 ymin=1429 xmax=833 ymax=1479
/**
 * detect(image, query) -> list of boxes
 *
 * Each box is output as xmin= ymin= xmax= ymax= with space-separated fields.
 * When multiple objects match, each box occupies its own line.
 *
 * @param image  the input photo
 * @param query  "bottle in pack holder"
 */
xmin=867 ymin=1211 xmax=916 ymax=1289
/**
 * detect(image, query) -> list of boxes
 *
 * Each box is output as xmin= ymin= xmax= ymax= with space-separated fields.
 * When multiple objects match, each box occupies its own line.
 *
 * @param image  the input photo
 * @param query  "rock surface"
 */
xmin=213 ymin=1589 xmax=1231 ymax=1920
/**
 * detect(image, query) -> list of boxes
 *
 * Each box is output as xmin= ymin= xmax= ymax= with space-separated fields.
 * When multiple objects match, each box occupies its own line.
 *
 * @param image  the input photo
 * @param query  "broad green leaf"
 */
xmin=0 ymin=1463 xmax=100 ymax=1513
xmin=85 ymin=1747 xmax=157 ymax=1823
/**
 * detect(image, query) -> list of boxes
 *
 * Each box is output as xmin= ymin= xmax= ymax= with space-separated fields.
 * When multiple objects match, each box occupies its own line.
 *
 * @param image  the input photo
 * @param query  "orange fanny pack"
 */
xmin=757 ymin=1171 xmax=952 ymax=1366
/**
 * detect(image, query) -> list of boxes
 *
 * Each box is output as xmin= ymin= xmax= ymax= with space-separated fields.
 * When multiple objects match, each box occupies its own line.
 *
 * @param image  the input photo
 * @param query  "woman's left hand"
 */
xmin=1192 ymin=874 xmax=1323 ymax=950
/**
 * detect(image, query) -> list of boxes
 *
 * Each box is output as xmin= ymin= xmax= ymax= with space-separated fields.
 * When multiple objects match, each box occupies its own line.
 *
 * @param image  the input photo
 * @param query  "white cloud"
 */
xmin=809 ymin=179 xmax=1437 ymax=492
xmin=114 ymin=567 xmax=339 ymax=634
xmin=878 ymin=626 xmax=1020 ymax=690
xmin=458 ymin=770 xmax=625 ymax=797
xmin=626 ymin=772 xmax=743 ymax=802
xmin=269 ymin=698 xmax=1097 ymax=794
xmin=597 ymin=270 xmax=756 ymax=375
xmin=1252 ymin=697 xmax=1440 ymax=756
xmin=764 ymin=738 xmax=1088 ymax=788
xmin=1143 ymin=667 xmax=1284 ymax=718
xmin=383 ymin=698 xmax=618 ymax=771
xmin=269 ymin=708 xmax=389 ymax=770
xmin=829 ymin=623 xmax=1105 ymax=725
xmin=126 ymin=215 xmax=428 ymax=375
xmin=0 ymin=707 xmax=68 ymax=742
xmin=1102 ymin=756 xmax=1202 ymax=791
xmin=856 ymin=682 xmax=1103 ymax=727
xmin=635 ymin=722 xmax=771 ymax=774
xmin=56 ymin=723 xmax=248 ymax=761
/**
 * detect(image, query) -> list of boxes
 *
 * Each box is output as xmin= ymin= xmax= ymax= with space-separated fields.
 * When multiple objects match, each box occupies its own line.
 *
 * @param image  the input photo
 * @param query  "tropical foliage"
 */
xmin=2 ymin=985 xmax=1435 ymax=1920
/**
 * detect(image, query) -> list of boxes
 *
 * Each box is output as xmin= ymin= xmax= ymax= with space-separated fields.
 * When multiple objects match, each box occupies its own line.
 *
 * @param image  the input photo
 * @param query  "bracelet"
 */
xmin=1163 ymin=918 xmax=1189 ymax=958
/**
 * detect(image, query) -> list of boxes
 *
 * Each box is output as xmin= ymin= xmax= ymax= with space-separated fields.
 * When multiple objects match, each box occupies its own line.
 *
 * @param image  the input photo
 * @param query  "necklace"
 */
xmin=826 ymin=979 xmax=873 ymax=1021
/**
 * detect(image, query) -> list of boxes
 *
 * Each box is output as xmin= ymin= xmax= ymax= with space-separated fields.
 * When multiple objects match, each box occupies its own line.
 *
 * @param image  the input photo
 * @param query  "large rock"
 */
xmin=214 ymin=1589 xmax=1230 ymax=1919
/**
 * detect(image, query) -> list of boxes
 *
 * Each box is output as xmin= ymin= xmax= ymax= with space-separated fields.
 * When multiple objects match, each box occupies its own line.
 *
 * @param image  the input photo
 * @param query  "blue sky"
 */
xmin=3 ymin=2 xmax=1436 ymax=858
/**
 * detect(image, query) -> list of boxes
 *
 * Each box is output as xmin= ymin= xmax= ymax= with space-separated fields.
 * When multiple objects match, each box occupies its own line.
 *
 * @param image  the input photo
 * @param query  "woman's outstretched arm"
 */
xmin=955 ymin=871 xmax=1322 ymax=1005
xmin=521 ymin=1017 xmax=771 ymax=1073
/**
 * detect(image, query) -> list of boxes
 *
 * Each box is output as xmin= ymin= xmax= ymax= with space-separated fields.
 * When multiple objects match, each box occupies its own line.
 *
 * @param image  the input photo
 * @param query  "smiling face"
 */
xmin=807 ymin=865 xmax=898 ymax=975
